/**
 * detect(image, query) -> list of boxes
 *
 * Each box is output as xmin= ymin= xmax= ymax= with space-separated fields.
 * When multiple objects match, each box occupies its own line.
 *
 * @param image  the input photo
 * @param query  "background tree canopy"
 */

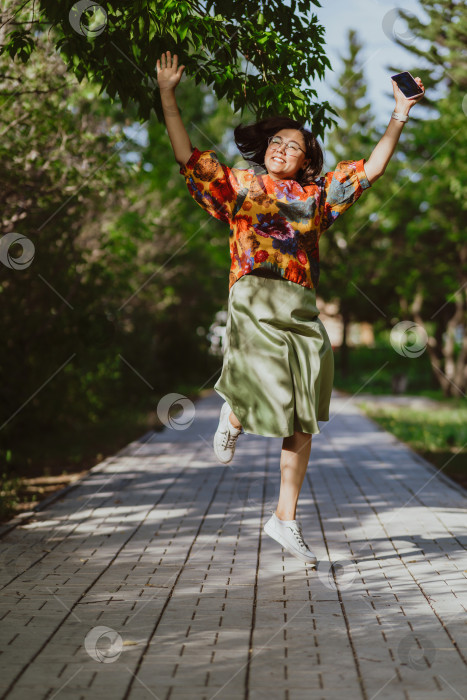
xmin=319 ymin=1 xmax=466 ymax=399
xmin=1 ymin=0 xmax=337 ymax=136
xmin=0 ymin=0 xmax=244 ymax=475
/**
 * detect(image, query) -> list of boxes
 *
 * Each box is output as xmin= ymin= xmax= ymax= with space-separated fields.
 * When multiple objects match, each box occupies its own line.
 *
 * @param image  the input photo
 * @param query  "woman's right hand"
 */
xmin=156 ymin=51 xmax=185 ymax=91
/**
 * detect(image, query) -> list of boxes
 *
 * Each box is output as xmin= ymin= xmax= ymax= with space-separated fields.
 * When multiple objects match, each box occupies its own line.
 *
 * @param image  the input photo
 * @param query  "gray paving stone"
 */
xmin=0 ymin=390 xmax=465 ymax=700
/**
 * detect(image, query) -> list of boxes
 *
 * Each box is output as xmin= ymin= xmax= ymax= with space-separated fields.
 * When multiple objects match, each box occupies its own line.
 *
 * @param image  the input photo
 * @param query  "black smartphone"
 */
xmin=391 ymin=71 xmax=424 ymax=98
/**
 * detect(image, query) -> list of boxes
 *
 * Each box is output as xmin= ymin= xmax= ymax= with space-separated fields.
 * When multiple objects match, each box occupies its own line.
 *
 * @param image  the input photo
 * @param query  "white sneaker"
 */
xmin=213 ymin=402 xmax=242 ymax=464
xmin=264 ymin=512 xmax=317 ymax=565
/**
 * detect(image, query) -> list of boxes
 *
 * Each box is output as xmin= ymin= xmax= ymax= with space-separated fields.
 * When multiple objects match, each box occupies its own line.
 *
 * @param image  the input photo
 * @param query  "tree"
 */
xmin=0 ymin=5 xmax=242 ymax=473
xmin=384 ymin=1 xmax=467 ymax=396
xmin=391 ymin=1 xmax=466 ymax=92
xmin=0 ymin=0 xmax=337 ymax=137
xmin=319 ymin=29 xmax=381 ymax=376
xmin=0 ymin=28 xmax=129 ymax=437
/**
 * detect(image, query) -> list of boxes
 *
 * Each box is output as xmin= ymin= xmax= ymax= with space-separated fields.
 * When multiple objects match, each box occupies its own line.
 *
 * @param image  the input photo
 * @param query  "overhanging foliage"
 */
xmin=1 ymin=0 xmax=337 ymax=137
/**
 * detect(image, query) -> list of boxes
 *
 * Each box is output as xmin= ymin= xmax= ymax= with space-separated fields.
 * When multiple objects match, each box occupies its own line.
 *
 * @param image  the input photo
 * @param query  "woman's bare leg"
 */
xmin=275 ymin=431 xmax=312 ymax=521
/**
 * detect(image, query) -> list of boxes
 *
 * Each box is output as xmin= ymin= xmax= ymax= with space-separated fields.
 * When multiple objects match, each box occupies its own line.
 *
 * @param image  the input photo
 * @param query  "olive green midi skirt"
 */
xmin=214 ymin=272 xmax=334 ymax=437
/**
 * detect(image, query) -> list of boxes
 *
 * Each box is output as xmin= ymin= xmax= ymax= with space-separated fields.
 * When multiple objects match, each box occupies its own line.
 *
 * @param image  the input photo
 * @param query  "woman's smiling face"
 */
xmin=264 ymin=128 xmax=310 ymax=182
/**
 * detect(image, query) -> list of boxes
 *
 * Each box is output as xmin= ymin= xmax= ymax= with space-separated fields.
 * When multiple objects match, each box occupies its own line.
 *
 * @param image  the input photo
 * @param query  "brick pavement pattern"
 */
xmin=0 ymin=390 xmax=466 ymax=700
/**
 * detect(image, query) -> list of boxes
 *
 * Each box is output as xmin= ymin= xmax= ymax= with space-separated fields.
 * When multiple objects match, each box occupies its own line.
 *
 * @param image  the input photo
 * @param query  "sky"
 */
xmin=308 ymin=0 xmax=427 ymax=127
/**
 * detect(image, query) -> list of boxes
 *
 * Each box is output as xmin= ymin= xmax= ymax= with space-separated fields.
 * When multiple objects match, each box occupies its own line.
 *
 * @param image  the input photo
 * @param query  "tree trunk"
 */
xmin=340 ymin=304 xmax=350 ymax=378
xmin=449 ymin=285 xmax=466 ymax=397
xmin=411 ymin=287 xmax=451 ymax=397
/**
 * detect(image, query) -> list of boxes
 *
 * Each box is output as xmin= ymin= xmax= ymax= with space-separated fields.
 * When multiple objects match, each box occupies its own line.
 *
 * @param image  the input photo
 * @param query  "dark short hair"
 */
xmin=233 ymin=115 xmax=323 ymax=185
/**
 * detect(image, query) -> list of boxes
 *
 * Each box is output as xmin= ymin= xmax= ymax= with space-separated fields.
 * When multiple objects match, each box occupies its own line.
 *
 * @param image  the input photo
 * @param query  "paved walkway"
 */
xmin=0 ymin=390 xmax=466 ymax=700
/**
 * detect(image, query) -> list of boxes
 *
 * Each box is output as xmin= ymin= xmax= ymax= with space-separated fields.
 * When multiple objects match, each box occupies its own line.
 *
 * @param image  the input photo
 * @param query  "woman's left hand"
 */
xmin=392 ymin=76 xmax=425 ymax=114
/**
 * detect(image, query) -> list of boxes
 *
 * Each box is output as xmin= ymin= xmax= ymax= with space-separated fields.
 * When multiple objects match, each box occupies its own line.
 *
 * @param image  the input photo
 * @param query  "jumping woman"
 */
xmin=156 ymin=50 xmax=424 ymax=565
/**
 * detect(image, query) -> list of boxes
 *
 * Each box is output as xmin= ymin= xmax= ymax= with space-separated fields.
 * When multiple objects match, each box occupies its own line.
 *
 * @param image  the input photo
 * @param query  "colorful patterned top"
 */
xmin=179 ymin=148 xmax=371 ymax=292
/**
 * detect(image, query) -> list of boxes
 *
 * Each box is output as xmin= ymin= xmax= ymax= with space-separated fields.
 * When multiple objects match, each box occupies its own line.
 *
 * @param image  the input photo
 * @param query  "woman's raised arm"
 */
xmin=156 ymin=51 xmax=194 ymax=167
xmin=364 ymin=76 xmax=425 ymax=185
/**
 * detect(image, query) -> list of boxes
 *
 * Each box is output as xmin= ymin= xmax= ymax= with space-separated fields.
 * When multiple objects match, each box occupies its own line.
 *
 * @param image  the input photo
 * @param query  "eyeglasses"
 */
xmin=267 ymin=135 xmax=306 ymax=156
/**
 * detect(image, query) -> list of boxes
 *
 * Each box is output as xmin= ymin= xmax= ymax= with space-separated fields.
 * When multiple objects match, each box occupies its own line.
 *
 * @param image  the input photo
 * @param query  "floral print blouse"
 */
xmin=179 ymin=148 xmax=371 ymax=292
